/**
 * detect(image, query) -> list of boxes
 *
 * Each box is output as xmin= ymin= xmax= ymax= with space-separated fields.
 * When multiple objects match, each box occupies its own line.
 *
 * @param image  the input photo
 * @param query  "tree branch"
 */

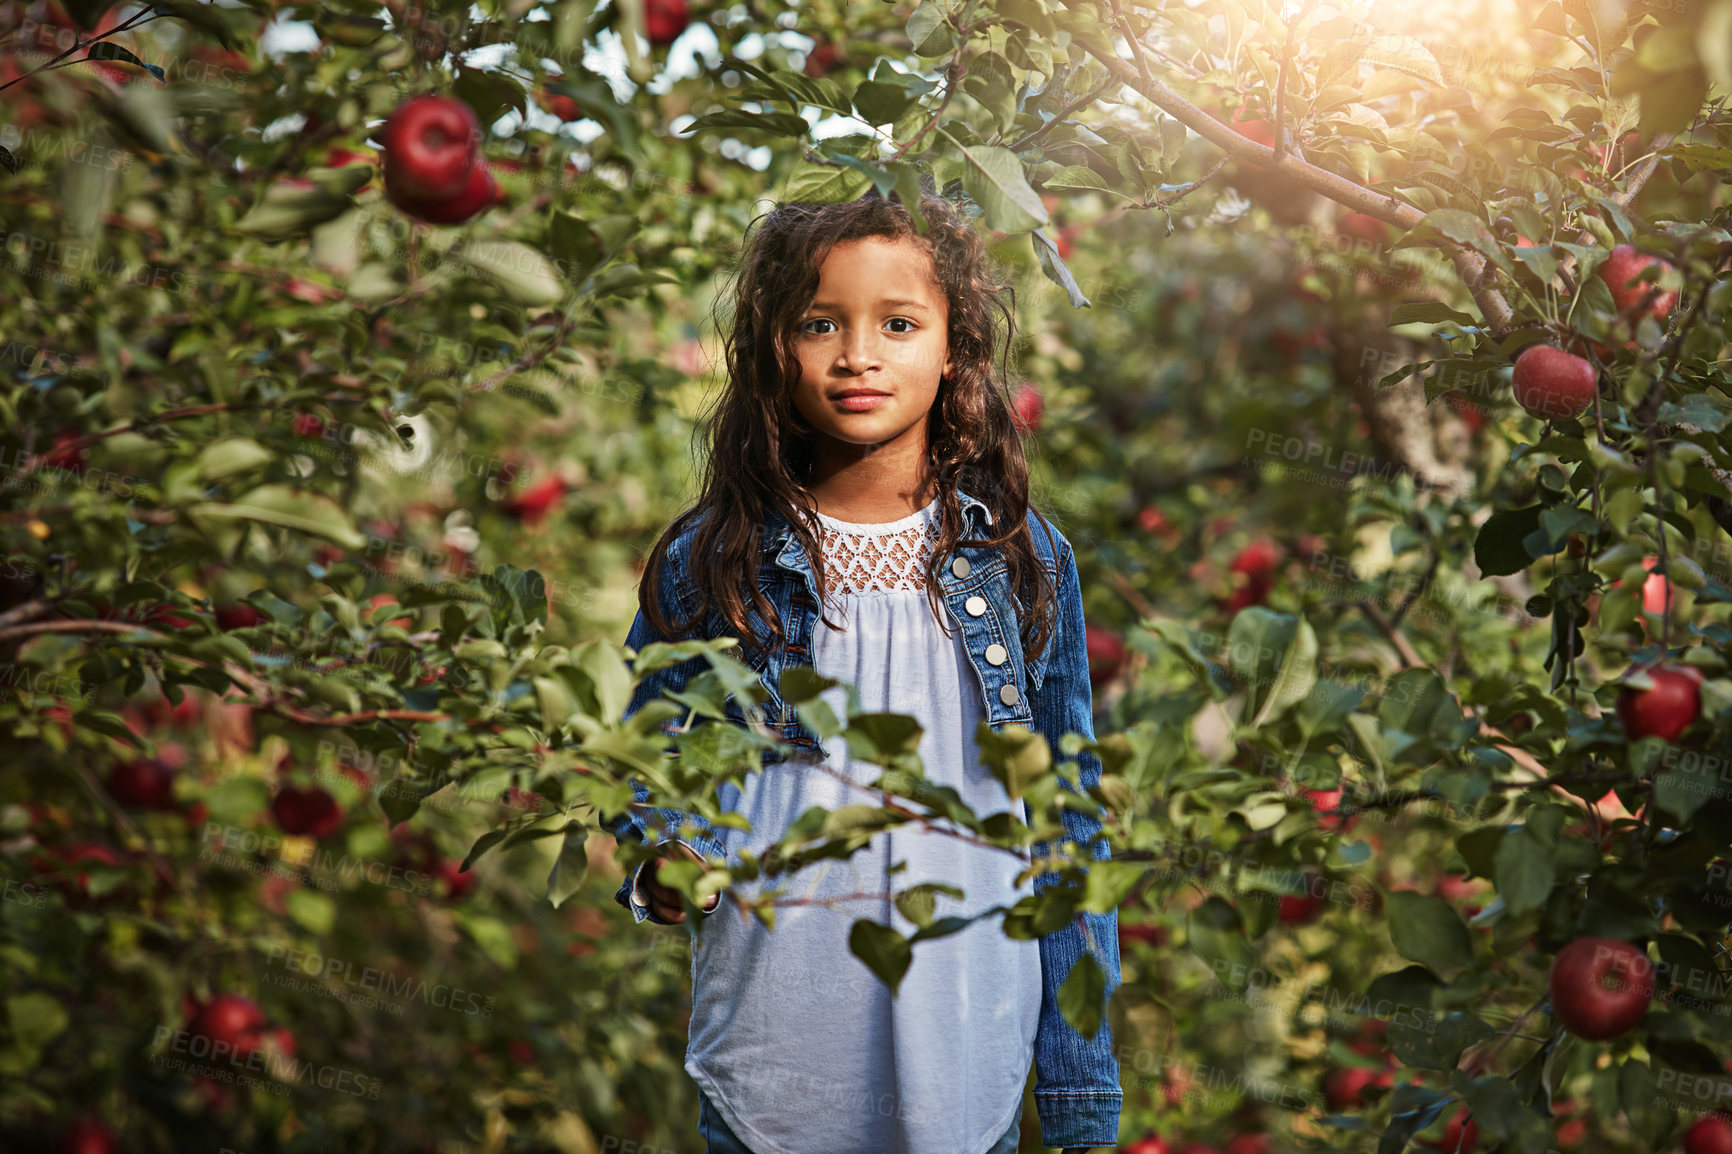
xmin=1074 ymin=39 xmax=1516 ymax=335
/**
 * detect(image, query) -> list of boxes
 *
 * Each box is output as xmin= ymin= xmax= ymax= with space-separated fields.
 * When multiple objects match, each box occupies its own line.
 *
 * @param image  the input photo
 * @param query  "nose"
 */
xmin=835 ymin=327 xmax=880 ymax=375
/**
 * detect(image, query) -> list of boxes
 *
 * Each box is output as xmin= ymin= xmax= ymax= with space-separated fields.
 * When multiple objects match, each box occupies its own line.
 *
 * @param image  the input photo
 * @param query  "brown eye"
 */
xmin=801 ymin=318 xmax=835 ymax=335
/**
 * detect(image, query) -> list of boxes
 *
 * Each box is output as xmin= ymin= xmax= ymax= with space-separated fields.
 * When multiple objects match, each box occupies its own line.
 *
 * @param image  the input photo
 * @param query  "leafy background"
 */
xmin=2 ymin=0 xmax=1732 ymax=1150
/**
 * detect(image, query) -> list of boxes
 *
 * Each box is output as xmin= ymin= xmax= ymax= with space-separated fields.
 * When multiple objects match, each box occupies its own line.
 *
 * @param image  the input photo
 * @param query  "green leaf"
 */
xmin=907 ymin=0 xmax=955 ymax=56
xmin=1188 ymin=895 xmax=1257 ymax=982
xmin=152 ymin=0 xmax=241 ymax=49
xmin=961 ymin=51 xmax=1019 ymax=135
xmin=534 ymin=675 xmax=578 ymax=729
xmin=782 ymin=161 xmax=872 ymax=204
xmin=377 ymin=778 xmax=422 ymax=828
xmin=684 ymin=109 xmax=811 ymax=138
xmin=86 ymin=41 xmax=164 ymax=82
xmin=6 ymin=993 xmax=69 ymax=1050
xmin=1388 ymin=301 xmax=1478 ymax=327
xmin=195 ymin=437 xmax=273 ymax=483
xmin=1474 ymin=505 xmax=1545 ymax=577
xmin=1227 ymin=609 xmax=1318 ymax=727
xmin=548 ymin=212 xmax=605 ymax=283
xmin=956 ymin=144 xmax=1049 ymax=234
xmin=1041 ymin=164 xmax=1113 ymax=193
xmin=1056 ymin=951 xmax=1107 ymax=1039
xmin=545 ymin=824 xmax=589 ymax=909
xmin=1385 ymin=890 xmax=1475 ymax=970
xmin=455 ymin=241 xmax=565 ymax=307
xmin=190 ymin=485 xmax=366 ymax=550
xmin=453 ymin=65 xmax=526 ymax=126
xmin=1032 ymin=228 xmax=1091 ymax=309
xmin=285 ymin=889 xmax=336 ymax=935
xmin=1081 ymin=860 xmax=1145 ymax=914
xmin=236 ymin=180 xmax=355 ymax=241
xmin=462 ymin=828 xmax=511 ymax=872
xmin=853 ymin=81 xmax=918 ymax=125
xmin=849 ymin=920 xmax=913 ymax=994
xmin=894 ymin=882 xmax=964 ymax=928
xmin=1492 ymin=826 xmax=1553 ymax=916
xmin=975 ymin=722 xmax=1050 ymax=801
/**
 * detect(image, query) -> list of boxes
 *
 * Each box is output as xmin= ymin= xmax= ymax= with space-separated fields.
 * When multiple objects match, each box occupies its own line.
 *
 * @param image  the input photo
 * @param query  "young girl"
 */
xmin=608 ymin=187 xmax=1121 ymax=1154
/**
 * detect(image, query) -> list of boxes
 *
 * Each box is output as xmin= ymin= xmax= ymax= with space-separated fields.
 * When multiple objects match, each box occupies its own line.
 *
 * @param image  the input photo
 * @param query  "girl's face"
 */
xmin=790 ymin=234 xmax=953 ymax=457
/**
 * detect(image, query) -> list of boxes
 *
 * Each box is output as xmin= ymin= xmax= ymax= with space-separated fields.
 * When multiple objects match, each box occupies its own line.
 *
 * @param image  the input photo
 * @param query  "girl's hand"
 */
xmin=640 ymin=841 xmax=718 ymax=923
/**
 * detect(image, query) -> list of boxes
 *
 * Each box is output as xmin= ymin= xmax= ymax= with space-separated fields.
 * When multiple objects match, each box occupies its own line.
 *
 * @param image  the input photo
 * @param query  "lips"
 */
xmin=830 ymin=389 xmax=889 ymax=400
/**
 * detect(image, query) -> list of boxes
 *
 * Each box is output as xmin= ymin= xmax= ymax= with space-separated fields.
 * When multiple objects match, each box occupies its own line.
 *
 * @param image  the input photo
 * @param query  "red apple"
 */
xmin=390 ymin=159 xmax=500 ymax=225
xmin=644 ymin=0 xmax=689 ymax=44
xmin=1228 ymin=104 xmax=1276 ymax=147
xmin=1179 ymin=1145 xmax=1223 ymax=1154
xmin=1548 ymin=937 xmax=1654 ymax=1041
xmin=1511 ymin=345 xmax=1596 ymax=421
xmin=1611 ymin=555 xmax=1675 ymax=620
xmin=1616 ymin=663 xmax=1703 ymax=744
xmin=1444 ymin=391 xmax=1487 ymax=434
xmin=1119 ymin=919 xmax=1167 ymax=947
xmin=367 ymin=593 xmax=414 ymax=628
xmin=1086 ymin=625 xmax=1126 ymax=686
xmin=215 ymin=602 xmax=265 ymax=630
xmin=1223 ymin=1135 xmax=1271 ymax=1154
xmin=804 ymin=39 xmax=844 ymax=77
xmin=1338 ymin=211 xmax=1389 ymax=245
xmin=503 ymin=474 xmax=568 ymax=524
xmin=1684 ymin=1116 xmax=1732 ymax=1154
xmin=1278 ymin=891 xmax=1324 ymax=924
xmin=1305 ymin=788 xmax=1355 ymax=833
xmin=187 ymin=993 xmax=268 ymax=1057
xmin=432 ymin=858 xmax=476 ymax=900
xmin=37 ymin=842 xmax=126 ymax=904
xmin=379 ymin=94 xmax=480 ymax=201
xmin=50 ymin=1118 xmax=117 ymax=1154
xmin=1429 ymin=1109 xmax=1479 ymax=1152
xmin=1121 ymin=1136 xmax=1174 ymax=1154
xmin=1323 ymin=1065 xmax=1392 ymax=1110
xmin=1230 ymin=539 xmax=1281 ymax=579
xmin=539 ymin=88 xmax=584 ymax=122
xmin=1011 ymin=383 xmax=1045 ymax=433
xmin=109 ymin=758 xmax=176 ymax=810
xmin=1138 ymin=506 xmax=1172 ymax=535
xmin=42 ymin=430 xmax=87 ymax=472
xmin=1597 ymin=244 xmax=1678 ymax=321
xmin=271 ymin=785 xmax=344 ymax=838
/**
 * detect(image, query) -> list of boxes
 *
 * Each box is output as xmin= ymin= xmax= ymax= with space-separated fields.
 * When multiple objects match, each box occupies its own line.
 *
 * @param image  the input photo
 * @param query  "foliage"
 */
xmin=1 ymin=0 xmax=1731 ymax=1150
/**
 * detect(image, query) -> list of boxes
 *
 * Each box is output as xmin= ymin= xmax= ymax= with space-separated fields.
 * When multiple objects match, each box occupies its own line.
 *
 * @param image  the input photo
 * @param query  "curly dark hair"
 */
xmin=637 ymin=185 xmax=1059 ymax=668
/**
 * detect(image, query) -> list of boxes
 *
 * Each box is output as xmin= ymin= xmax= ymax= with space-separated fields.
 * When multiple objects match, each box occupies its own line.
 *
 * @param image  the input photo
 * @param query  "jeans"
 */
xmin=697 ymin=1090 xmax=1024 ymax=1154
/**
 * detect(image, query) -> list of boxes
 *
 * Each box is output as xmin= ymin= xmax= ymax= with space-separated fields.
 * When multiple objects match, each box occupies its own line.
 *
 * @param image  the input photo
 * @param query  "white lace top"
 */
xmin=683 ymin=496 xmax=1043 ymax=1154
xmin=815 ymin=505 xmax=936 ymax=597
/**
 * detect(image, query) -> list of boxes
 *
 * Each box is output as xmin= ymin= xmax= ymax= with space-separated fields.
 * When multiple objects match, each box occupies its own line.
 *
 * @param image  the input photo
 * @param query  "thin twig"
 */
xmin=0 ymin=6 xmax=164 ymax=93
xmin=1071 ymin=38 xmax=1517 ymax=335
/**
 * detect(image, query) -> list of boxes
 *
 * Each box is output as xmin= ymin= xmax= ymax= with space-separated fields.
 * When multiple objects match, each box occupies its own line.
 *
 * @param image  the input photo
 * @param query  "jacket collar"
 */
xmin=763 ymin=485 xmax=993 ymax=549
xmin=765 ymin=486 xmax=993 ymax=604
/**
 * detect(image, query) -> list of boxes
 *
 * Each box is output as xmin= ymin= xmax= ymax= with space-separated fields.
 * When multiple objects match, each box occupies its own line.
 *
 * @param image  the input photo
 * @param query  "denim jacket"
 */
xmin=605 ymin=487 xmax=1123 ymax=1151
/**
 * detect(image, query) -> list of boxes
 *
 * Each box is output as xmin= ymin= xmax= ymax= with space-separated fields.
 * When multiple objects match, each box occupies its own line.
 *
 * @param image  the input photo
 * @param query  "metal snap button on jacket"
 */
xmin=964 ymin=595 xmax=987 ymax=617
xmin=999 ymin=683 xmax=1019 ymax=706
xmin=984 ymin=642 xmax=1008 ymax=666
xmin=951 ymin=556 xmax=970 ymax=579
